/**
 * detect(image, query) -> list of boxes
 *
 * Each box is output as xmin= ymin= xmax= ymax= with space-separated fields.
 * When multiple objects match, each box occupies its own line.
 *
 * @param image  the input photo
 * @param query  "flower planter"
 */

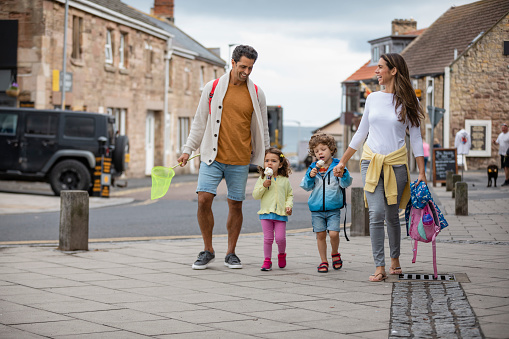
xmin=6 ymin=88 xmax=19 ymax=97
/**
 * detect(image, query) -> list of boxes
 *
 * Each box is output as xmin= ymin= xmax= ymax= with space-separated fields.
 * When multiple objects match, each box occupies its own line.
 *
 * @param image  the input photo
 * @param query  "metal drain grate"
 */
xmin=399 ymin=273 xmax=456 ymax=281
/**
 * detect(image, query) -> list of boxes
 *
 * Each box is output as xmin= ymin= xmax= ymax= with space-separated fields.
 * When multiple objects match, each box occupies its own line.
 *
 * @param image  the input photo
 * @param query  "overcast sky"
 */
xmin=123 ymin=0 xmax=477 ymax=127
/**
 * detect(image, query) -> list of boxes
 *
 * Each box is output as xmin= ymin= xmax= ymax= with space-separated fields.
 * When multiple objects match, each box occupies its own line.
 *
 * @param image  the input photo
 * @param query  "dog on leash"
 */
xmin=487 ymin=164 xmax=498 ymax=187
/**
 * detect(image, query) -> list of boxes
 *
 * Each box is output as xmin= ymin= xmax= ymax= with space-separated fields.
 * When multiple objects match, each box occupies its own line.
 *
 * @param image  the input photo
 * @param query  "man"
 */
xmin=494 ymin=122 xmax=509 ymax=186
xmin=177 ymin=45 xmax=269 ymax=269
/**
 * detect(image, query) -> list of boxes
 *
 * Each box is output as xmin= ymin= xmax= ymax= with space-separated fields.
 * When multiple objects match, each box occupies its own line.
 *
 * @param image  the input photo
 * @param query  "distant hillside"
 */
xmin=282 ymin=125 xmax=317 ymax=154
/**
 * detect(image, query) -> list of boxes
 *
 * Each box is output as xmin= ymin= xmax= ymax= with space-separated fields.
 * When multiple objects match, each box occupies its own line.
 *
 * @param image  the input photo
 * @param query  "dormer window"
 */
xmin=372 ymin=46 xmax=379 ymax=63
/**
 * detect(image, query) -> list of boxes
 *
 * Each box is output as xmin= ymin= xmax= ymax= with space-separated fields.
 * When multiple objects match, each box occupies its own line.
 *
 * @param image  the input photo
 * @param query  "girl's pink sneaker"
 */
xmin=278 ymin=253 xmax=286 ymax=268
xmin=261 ymin=258 xmax=272 ymax=271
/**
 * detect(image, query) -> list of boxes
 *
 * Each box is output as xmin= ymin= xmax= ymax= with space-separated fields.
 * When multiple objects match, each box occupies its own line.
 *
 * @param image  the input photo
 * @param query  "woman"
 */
xmin=333 ymin=53 xmax=426 ymax=282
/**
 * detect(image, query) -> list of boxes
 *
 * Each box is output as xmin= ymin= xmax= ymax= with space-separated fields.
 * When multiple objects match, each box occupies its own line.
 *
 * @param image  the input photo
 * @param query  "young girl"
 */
xmin=252 ymin=148 xmax=293 ymax=271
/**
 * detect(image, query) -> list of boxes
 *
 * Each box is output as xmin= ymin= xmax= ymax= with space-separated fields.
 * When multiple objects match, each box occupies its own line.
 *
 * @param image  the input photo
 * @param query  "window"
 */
xmin=25 ymin=114 xmax=57 ymax=136
xmin=199 ymin=66 xmax=205 ymax=90
xmin=145 ymin=41 xmax=153 ymax=72
xmin=385 ymin=45 xmax=390 ymax=54
xmin=64 ymin=117 xmax=95 ymax=138
xmin=0 ymin=112 xmax=18 ymax=135
xmin=168 ymin=59 xmax=173 ymax=88
xmin=72 ymin=16 xmax=83 ymax=60
xmin=178 ymin=117 xmax=189 ymax=151
xmin=184 ymin=63 xmax=191 ymax=92
xmin=426 ymin=77 xmax=434 ymax=107
xmin=214 ymin=69 xmax=218 ymax=79
xmin=105 ymin=30 xmax=113 ymax=64
xmin=119 ymin=33 xmax=128 ymax=68
xmin=372 ymin=46 xmax=379 ymax=63
xmin=107 ymin=107 xmax=126 ymax=135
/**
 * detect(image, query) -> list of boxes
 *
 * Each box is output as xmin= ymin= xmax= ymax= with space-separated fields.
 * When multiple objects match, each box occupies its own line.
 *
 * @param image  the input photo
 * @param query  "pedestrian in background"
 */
xmin=300 ymin=133 xmax=352 ymax=273
xmin=252 ymin=148 xmax=293 ymax=271
xmin=333 ymin=53 xmax=426 ymax=282
xmin=178 ymin=45 xmax=269 ymax=270
xmin=423 ymin=140 xmax=430 ymax=171
xmin=493 ymin=122 xmax=509 ymax=186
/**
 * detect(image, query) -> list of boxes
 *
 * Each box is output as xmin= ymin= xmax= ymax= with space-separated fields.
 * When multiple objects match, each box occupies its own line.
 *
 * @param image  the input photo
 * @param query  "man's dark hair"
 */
xmin=232 ymin=45 xmax=258 ymax=63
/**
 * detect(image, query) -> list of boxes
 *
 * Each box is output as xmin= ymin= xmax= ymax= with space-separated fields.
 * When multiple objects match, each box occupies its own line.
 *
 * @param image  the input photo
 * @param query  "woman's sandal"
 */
xmin=331 ymin=253 xmax=343 ymax=270
xmin=317 ymin=262 xmax=329 ymax=273
xmin=369 ymin=272 xmax=387 ymax=282
xmin=390 ymin=267 xmax=402 ymax=275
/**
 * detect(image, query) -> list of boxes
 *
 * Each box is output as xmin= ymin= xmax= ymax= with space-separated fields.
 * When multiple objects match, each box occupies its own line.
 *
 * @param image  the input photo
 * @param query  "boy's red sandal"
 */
xmin=317 ymin=262 xmax=329 ymax=273
xmin=331 ymin=253 xmax=343 ymax=270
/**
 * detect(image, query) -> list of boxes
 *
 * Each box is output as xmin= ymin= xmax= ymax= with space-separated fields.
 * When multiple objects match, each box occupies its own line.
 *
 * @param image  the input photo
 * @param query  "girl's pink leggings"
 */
xmin=261 ymin=219 xmax=286 ymax=259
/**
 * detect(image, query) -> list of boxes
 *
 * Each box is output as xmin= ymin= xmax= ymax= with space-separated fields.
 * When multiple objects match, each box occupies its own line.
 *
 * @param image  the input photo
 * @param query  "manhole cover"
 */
xmin=399 ymin=273 xmax=456 ymax=281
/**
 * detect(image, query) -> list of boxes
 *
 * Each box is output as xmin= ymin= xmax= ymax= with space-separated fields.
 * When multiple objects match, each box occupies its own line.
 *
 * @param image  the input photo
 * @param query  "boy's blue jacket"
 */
xmin=300 ymin=158 xmax=353 ymax=212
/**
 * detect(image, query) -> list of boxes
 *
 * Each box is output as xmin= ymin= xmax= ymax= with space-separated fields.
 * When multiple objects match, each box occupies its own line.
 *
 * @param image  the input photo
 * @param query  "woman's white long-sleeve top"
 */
xmin=349 ymin=91 xmax=424 ymax=157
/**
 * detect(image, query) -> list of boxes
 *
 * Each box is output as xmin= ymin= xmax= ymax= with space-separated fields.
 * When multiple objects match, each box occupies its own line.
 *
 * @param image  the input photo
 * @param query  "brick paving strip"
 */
xmin=390 ymin=281 xmax=484 ymax=338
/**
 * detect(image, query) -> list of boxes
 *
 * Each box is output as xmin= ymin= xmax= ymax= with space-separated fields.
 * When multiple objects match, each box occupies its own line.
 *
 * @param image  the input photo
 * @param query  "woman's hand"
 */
xmin=416 ymin=172 xmax=427 ymax=186
xmin=286 ymin=207 xmax=292 ymax=215
xmin=333 ymin=162 xmax=345 ymax=177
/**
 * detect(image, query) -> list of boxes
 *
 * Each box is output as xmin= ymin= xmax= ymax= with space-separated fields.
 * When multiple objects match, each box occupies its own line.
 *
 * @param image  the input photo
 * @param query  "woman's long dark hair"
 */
xmin=381 ymin=53 xmax=424 ymax=127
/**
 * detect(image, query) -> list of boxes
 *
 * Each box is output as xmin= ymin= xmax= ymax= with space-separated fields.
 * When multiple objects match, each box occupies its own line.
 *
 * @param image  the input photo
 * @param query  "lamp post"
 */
xmin=61 ymin=0 xmax=69 ymax=110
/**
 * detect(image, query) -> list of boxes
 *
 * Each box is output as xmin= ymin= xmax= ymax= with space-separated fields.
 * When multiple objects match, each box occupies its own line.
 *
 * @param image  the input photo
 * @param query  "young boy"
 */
xmin=300 ymin=133 xmax=352 ymax=273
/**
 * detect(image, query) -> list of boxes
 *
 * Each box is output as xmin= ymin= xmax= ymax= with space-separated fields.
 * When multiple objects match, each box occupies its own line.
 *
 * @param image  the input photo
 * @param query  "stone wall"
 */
xmin=3 ymin=0 xmax=225 ymax=177
xmin=449 ymin=13 xmax=509 ymax=170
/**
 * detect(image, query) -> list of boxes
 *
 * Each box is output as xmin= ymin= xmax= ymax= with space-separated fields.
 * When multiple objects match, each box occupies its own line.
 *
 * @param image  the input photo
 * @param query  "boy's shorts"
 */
xmin=311 ymin=209 xmax=341 ymax=233
xmin=196 ymin=161 xmax=249 ymax=201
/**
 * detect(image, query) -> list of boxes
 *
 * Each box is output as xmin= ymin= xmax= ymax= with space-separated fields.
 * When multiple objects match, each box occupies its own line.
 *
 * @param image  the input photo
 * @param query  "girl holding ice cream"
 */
xmin=252 ymin=147 xmax=293 ymax=271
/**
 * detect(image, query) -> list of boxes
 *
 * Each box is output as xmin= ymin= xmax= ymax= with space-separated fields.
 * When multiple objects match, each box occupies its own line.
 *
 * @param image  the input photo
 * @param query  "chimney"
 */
xmin=391 ymin=19 xmax=417 ymax=35
xmin=152 ymin=0 xmax=174 ymax=23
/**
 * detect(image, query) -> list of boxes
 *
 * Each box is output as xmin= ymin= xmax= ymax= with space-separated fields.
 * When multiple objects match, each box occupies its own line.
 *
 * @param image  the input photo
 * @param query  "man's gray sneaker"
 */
xmin=224 ymin=253 xmax=242 ymax=269
xmin=192 ymin=251 xmax=215 ymax=270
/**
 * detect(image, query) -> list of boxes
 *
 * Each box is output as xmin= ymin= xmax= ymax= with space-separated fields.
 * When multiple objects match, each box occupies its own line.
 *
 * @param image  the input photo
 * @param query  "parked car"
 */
xmin=0 ymin=107 xmax=129 ymax=196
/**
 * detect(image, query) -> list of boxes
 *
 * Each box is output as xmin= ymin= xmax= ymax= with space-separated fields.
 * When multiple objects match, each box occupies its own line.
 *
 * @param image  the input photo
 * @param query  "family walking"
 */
xmin=178 ymin=45 xmax=427 ymax=282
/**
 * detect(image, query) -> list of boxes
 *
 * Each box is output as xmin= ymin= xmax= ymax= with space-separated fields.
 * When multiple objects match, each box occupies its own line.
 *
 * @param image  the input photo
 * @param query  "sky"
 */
xmin=122 ymin=0 xmax=477 ymax=127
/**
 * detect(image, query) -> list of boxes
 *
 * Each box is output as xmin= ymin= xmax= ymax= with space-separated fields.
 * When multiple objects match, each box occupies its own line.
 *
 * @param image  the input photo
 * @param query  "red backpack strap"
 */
xmin=255 ymin=84 xmax=258 ymax=98
xmin=208 ymin=78 xmax=220 ymax=114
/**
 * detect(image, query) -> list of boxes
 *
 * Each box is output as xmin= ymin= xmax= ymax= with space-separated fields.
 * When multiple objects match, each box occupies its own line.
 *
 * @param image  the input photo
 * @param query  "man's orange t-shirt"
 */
xmin=215 ymin=82 xmax=254 ymax=165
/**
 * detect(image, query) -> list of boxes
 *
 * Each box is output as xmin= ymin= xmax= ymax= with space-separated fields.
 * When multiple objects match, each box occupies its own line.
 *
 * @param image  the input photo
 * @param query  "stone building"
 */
xmin=0 ymin=0 xmax=225 ymax=177
xmin=402 ymin=0 xmax=509 ymax=170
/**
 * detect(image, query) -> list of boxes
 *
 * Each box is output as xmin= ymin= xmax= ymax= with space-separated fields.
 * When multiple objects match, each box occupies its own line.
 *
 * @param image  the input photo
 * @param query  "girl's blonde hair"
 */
xmin=258 ymin=147 xmax=292 ymax=178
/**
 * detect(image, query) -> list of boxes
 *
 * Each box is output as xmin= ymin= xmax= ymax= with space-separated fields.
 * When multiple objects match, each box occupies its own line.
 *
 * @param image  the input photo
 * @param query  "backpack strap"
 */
xmin=431 ymin=233 xmax=438 ymax=279
xmin=208 ymin=79 xmax=258 ymax=114
xmin=412 ymin=240 xmax=418 ymax=264
xmin=341 ymin=186 xmax=349 ymax=241
xmin=208 ymin=78 xmax=220 ymax=114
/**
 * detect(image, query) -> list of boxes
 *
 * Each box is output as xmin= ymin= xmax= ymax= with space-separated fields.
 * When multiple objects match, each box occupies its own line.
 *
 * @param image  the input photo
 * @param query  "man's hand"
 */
xmin=333 ymin=162 xmax=345 ymax=177
xmin=309 ymin=168 xmax=318 ymax=178
xmin=286 ymin=207 xmax=292 ymax=215
xmin=177 ymin=153 xmax=190 ymax=167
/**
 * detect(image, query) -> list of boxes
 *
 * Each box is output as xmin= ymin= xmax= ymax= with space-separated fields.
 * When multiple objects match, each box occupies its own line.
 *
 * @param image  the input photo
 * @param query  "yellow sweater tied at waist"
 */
xmin=361 ymin=144 xmax=410 ymax=209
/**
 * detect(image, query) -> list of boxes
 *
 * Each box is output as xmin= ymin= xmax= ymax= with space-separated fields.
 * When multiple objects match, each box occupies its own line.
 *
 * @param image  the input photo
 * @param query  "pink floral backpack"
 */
xmin=405 ymin=181 xmax=448 ymax=279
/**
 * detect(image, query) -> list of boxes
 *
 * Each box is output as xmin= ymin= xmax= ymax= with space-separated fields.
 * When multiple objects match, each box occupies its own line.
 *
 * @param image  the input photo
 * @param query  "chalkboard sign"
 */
xmin=433 ymin=148 xmax=457 ymax=186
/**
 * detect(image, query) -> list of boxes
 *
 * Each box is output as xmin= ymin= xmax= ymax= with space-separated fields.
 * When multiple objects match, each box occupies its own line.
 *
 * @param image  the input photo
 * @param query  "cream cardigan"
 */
xmin=182 ymin=72 xmax=270 ymax=167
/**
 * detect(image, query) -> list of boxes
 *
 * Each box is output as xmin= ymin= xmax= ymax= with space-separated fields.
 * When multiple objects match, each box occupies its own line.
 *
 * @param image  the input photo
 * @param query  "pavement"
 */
xmin=0 ymin=170 xmax=508 ymax=338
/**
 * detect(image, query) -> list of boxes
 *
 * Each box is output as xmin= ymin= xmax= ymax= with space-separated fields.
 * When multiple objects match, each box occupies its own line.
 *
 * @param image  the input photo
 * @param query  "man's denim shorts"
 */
xmin=196 ymin=161 xmax=249 ymax=201
xmin=311 ymin=209 xmax=341 ymax=233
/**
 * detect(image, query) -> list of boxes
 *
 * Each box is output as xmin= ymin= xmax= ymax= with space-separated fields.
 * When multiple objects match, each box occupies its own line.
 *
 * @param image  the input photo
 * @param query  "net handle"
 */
xmin=171 ymin=153 xmax=200 ymax=169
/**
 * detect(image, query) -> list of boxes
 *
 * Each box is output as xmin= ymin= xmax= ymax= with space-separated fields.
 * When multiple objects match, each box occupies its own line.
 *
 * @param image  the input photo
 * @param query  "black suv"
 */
xmin=0 ymin=107 xmax=129 ymax=196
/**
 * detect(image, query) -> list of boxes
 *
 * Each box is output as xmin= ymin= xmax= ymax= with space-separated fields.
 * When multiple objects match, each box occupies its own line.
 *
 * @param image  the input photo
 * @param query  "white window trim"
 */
xmin=105 ymin=30 xmax=113 ymax=64
xmin=119 ymin=34 xmax=125 ymax=68
xmin=426 ymin=76 xmax=434 ymax=107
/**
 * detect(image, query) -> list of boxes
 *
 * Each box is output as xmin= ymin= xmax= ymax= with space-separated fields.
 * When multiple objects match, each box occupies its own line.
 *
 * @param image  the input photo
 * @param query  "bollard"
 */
xmin=455 ymin=182 xmax=468 ymax=215
xmin=451 ymin=174 xmax=462 ymax=198
xmin=446 ymin=170 xmax=454 ymax=191
xmin=59 ymin=191 xmax=89 ymax=251
xmin=350 ymin=187 xmax=370 ymax=236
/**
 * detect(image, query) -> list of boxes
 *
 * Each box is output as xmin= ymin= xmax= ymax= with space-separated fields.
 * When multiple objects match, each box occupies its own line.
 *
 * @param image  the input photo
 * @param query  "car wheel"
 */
xmin=113 ymin=135 xmax=129 ymax=173
xmin=49 ymin=160 xmax=91 ymax=196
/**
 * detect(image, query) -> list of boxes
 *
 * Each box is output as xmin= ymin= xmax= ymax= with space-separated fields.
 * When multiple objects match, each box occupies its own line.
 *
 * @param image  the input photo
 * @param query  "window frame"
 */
xmin=119 ymin=33 xmax=128 ymax=68
xmin=105 ymin=29 xmax=113 ymax=64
